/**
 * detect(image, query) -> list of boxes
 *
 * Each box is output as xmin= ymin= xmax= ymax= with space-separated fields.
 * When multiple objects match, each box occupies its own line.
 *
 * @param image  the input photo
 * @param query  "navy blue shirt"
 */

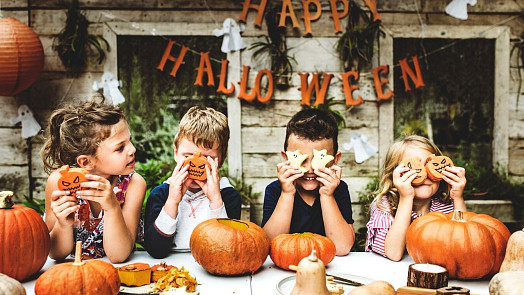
xmin=261 ymin=180 xmax=353 ymax=235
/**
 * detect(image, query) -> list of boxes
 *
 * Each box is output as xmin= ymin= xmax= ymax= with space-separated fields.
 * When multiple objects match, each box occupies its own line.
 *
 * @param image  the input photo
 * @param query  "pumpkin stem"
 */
xmin=0 ymin=191 xmax=14 ymax=209
xmin=308 ymin=250 xmax=319 ymax=262
xmin=451 ymin=210 xmax=466 ymax=222
xmin=73 ymin=241 xmax=85 ymax=265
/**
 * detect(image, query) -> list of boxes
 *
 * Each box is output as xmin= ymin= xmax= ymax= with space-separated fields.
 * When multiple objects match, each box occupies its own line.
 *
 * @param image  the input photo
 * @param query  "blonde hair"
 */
xmin=372 ymin=135 xmax=450 ymax=216
xmin=174 ymin=106 xmax=229 ymax=165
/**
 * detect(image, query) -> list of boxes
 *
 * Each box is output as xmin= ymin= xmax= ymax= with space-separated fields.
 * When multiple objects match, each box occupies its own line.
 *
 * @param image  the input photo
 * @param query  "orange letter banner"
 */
xmin=238 ymin=65 xmax=256 ymax=102
xmin=328 ymin=0 xmax=349 ymax=33
xmin=298 ymin=72 xmax=334 ymax=106
xmin=238 ymin=0 xmax=268 ymax=27
xmin=340 ymin=71 xmax=363 ymax=106
xmin=238 ymin=66 xmax=274 ymax=103
xmin=194 ymin=52 xmax=215 ymax=86
xmin=371 ymin=65 xmax=393 ymax=101
xmin=279 ymin=0 xmax=300 ymax=28
xmin=157 ymin=40 xmax=188 ymax=78
xmin=217 ymin=59 xmax=235 ymax=95
xmin=398 ymin=55 xmax=425 ymax=91
xmin=363 ymin=0 xmax=381 ymax=21
xmin=301 ymin=0 xmax=322 ymax=35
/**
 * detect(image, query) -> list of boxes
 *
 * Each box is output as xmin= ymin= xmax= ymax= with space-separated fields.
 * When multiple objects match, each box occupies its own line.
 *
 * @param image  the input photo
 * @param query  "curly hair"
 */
xmin=284 ymin=108 xmax=339 ymax=153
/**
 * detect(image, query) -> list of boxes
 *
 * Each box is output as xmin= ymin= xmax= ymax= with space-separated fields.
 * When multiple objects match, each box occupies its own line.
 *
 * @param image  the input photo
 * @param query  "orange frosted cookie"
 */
xmin=425 ymin=154 xmax=454 ymax=181
xmin=401 ymin=157 xmax=427 ymax=186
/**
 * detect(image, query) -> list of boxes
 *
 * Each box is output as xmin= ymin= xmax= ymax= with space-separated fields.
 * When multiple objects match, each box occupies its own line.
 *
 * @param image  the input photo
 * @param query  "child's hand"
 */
xmin=50 ymin=190 xmax=79 ymax=227
xmin=442 ymin=166 xmax=467 ymax=201
xmin=77 ymin=174 xmax=119 ymax=211
xmin=277 ymin=160 xmax=304 ymax=196
xmin=393 ymin=164 xmax=417 ymax=200
xmin=315 ymin=165 xmax=341 ymax=197
xmin=195 ymin=156 xmax=222 ymax=207
xmin=166 ymin=160 xmax=190 ymax=205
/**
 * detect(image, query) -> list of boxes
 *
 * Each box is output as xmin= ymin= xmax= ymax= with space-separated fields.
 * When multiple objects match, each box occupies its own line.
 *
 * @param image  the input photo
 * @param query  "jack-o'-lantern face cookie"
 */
xmin=401 ymin=157 xmax=427 ymax=186
xmin=285 ymin=150 xmax=308 ymax=173
xmin=57 ymin=165 xmax=87 ymax=197
xmin=311 ymin=149 xmax=335 ymax=170
xmin=183 ymin=151 xmax=209 ymax=181
xmin=425 ymin=154 xmax=454 ymax=181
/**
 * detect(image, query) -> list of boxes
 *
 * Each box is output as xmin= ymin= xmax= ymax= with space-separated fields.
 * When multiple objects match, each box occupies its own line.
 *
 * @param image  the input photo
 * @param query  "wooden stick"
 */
xmin=73 ymin=241 xmax=85 ymax=265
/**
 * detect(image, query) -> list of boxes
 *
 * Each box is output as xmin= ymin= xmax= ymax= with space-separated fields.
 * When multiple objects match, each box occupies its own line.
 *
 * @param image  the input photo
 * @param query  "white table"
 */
xmin=22 ymin=251 xmax=490 ymax=295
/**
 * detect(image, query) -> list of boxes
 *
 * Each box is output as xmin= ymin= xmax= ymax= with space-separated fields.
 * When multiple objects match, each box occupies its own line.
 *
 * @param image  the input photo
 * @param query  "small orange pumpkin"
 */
xmin=151 ymin=261 xmax=175 ymax=282
xmin=190 ymin=218 xmax=269 ymax=275
xmin=183 ymin=151 xmax=209 ymax=181
xmin=402 ymin=157 xmax=427 ymax=186
xmin=117 ymin=263 xmax=151 ymax=286
xmin=57 ymin=165 xmax=87 ymax=197
xmin=406 ymin=210 xmax=510 ymax=279
xmin=270 ymin=232 xmax=336 ymax=270
xmin=425 ymin=154 xmax=454 ymax=181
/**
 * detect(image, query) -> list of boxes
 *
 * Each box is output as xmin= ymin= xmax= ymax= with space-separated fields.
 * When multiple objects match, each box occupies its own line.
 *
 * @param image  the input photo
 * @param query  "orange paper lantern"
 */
xmin=0 ymin=18 xmax=44 ymax=96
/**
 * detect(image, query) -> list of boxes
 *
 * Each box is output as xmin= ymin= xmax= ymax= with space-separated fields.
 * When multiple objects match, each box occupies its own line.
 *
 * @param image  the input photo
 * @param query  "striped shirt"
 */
xmin=365 ymin=196 xmax=453 ymax=257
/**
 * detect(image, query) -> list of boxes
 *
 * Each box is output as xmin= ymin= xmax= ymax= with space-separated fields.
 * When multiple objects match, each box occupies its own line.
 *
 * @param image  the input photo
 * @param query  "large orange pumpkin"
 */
xmin=35 ymin=242 xmax=120 ymax=295
xmin=406 ymin=210 xmax=510 ymax=279
xmin=270 ymin=232 xmax=336 ymax=270
xmin=0 ymin=191 xmax=50 ymax=281
xmin=190 ymin=218 xmax=269 ymax=275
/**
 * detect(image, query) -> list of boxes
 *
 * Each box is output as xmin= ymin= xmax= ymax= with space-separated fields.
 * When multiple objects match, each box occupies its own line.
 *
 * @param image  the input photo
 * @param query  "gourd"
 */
xmin=270 ymin=232 xmax=336 ymax=270
xmin=489 ymin=271 xmax=524 ymax=295
xmin=117 ymin=263 xmax=151 ymax=286
xmin=183 ymin=151 xmax=209 ymax=180
xmin=499 ymin=228 xmax=524 ymax=272
xmin=0 ymin=273 xmax=26 ymax=295
xmin=0 ymin=191 xmax=50 ymax=281
xmin=34 ymin=242 xmax=120 ymax=295
xmin=190 ymin=218 xmax=269 ymax=275
xmin=348 ymin=280 xmax=396 ymax=295
xmin=151 ymin=261 xmax=175 ymax=282
xmin=290 ymin=250 xmax=329 ymax=295
xmin=406 ymin=210 xmax=510 ymax=279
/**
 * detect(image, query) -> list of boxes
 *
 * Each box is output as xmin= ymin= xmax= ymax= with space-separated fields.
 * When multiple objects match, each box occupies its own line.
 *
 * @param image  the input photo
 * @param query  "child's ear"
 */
xmin=76 ymin=155 xmax=93 ymax=170
xmin=333 ymin=151 xmax=342 ymax=165
xmin=281 ymin=150 xmax=288 ymax=161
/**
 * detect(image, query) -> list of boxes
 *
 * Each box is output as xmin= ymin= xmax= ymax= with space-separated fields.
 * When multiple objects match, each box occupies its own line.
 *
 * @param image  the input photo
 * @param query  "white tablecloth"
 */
xmin=22 ymin=251 xmax=490 ymax=295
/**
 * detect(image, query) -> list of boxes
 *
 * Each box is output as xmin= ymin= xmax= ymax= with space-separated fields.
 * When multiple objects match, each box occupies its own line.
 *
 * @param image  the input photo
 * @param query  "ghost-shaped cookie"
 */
xmin=311 ymin=149 xmax=334 ymax=170
xmin=285 ymin=150 xmax=308 ymax=173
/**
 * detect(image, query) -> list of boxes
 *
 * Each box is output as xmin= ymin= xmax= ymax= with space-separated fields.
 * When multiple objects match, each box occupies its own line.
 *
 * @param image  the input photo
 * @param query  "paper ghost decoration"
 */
xmin=343 ymin=132 xmax=378 ymax=164
xmin=445 ymin=0 xmax=477 ymax=20
xmin=213 ymin=18 xmax=246 ymax=53
xmin=92 ymin=72 xmax=126 ymax=105
xmin=10 ymin=105 xmax=41 ymax=138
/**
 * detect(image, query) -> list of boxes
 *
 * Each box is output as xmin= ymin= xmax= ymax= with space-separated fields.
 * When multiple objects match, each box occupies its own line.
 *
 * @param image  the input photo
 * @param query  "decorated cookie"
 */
xmin=117 ymin=262 xmax=151 ymax=286
xmin=57 ymin=165 xmax=88 ymax=197
xmin=401 ymin=157 xmax=427 ymax=186
xmin=285 ymin=150 xmax=308 ymax=173
xmin=425 ymin=154 xmax=454 ymax=181
xmin=311 ymin=149 xmax=334 ymax=170
xmin=183 ymin=151 xmax=210 ymax=181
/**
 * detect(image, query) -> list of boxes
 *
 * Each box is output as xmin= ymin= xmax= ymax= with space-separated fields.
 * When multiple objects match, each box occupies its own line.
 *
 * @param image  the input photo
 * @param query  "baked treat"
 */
xmin=151 ymin=261 xmax=175 ymax=282
xmin=425 ymin=154 xmax=454 ymax=181
xmin=285 ymin=150 xmax=308 ymax=173
xmin=183 ymin=151 xmax=209 ymax=181
xmin=326 ymin=276 xmax=344 ymax=295
xmin=117 ymin=263 xmax=151 ymax=286
xmin=401 ymin=157 xmax=427 ymax=186
xmin=57 ymin=165 xmax=88 ymax=197
xmin=311 ymin=149 xmax=334 ymax=170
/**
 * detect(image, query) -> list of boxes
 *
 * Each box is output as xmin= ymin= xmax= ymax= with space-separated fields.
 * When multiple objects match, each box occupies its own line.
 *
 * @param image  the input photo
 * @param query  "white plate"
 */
xmin=276 ymin=273 xmax=373 ymax=295
xmin=119 ymin=283 xmax=156 ymax=294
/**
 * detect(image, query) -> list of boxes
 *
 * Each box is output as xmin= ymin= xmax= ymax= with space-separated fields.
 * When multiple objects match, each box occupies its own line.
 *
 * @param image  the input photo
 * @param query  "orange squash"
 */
xmin=270 ymin=232 xmax=336 ymax=270
xmin=425 ymin=154 xmax=454 ymax=181
xmin=190 ymin=218 xmax=269 ymax=275
xmin=151 ymin=261 xmax=175 ymax=282
xmin=0 ymin=191 xmax=50 ymax=281
xmin=57 ymin=165 xmax=87 ymax=197
xmin=117 ymin=263 xmax=151 ymax=286
xmin=401 ymin=157 xmax=427 ymax=186
xmin=500 ymin=228 xmax=524 ymax=272
xmin=183 ymin=151 xmax=209 ymax=180
xmin=406 ymin=210 xmax=510 ymax=279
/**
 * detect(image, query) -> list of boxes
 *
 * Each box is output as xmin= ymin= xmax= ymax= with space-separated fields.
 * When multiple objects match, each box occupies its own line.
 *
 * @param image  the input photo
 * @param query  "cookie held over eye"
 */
xmin=285 ymin=150 xmax=308 ymax=173
xmin=426 ymin=154 xmax=454 ymax=181
xmin=57 ymin=165 xmax=88 ymax=197
xmin=311 ymin=149 xmax=334 ymax=170
xmin=183 ymin=151 xmax=210 ymax=180
xmin=401 ymin=157 xmax=427 ymax=186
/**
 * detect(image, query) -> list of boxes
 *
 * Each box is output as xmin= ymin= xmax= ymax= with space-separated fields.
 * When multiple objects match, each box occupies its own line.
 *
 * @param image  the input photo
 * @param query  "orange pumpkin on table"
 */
xmin=425 ymin=154 xmax=454 ymax=181
xmin=270 ymin=232 xmax=336 ymax=270
xmin=183 ymin=151 xmax=209 ymax=181
xmin=401 ymin=157 xmax=427 ymax=186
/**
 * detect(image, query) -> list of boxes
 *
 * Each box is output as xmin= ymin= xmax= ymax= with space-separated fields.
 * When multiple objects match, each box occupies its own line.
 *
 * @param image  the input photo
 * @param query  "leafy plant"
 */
xmin=313 ymin=96 xmax=347 ymax=129
xmin=228 ymin=176 xmax=261 ymax=206
xmin=352 ymin=176 xmax=379 ymax=252
xmin=23 ymin=195 xmax=46 ymax=216
xmin=53 ymin=0 xmax=109 ymax=73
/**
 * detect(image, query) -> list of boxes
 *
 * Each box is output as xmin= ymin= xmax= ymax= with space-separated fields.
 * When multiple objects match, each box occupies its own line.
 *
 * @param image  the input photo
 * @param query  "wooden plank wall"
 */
xmin=0 ymin=1 xmax=522 ymax=229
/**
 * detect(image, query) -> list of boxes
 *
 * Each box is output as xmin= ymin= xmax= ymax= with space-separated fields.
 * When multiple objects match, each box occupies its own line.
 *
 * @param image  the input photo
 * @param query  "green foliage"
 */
xmin=312 ymin=96 xmax=347 ymax=129
xmin=23 ymin=196 xmax=46 ymax=216
xmin=228 ymin=176 xmax=261 ymax=206
xmin=352 ymin=176 xmax=379 ymax=252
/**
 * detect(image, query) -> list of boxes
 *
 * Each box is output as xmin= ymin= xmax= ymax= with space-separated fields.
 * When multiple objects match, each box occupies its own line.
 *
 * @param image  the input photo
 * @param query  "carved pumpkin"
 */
xmin=190 ymin=218 xmax=269 ymax=275
xmin=0 ymin=273 xmax=26 ymax=295
xmin=401 ymin=157 xmax=427 ymax=186
xmin=290 ymin=250 xmax=330 ymax=295
xmin=183 ymin=151 xmax=209 ymax=181
xmin=500 ymin=228 xmax=524 ymax=272
xmin=270 ymin=232 xmax=336 ymax=270
xmin=57 ymin=165 xmax=87 ymax=197
xmin=35 ymin=242 xmax=120 ymax=295
xmin=0 ymin=191 xmax=50 ymax=281
xmin=406 ymin=210 xmax=510 ymax=279
xmin=425 ymin=154 xmax=454 ymax=181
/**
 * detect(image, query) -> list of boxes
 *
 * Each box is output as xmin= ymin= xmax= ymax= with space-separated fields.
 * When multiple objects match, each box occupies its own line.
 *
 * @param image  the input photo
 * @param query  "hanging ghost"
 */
xmin=343 ymin=132 xmax=378 ymax=164
xmin=92 ymin=72 xmax=126 ymax=105
xmin=213 ymin=18 xmax=246 ymax=53
xmin=10 ymin=105 xmax=41 ymax=139
xmin=445 ymin=0 xmax=477 ymax=20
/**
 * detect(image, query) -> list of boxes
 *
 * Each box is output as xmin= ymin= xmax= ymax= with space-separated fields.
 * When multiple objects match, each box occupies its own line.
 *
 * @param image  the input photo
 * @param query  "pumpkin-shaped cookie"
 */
xmin=57 ymin=165 xmax=87 ymax=197
xmin=401 ymin=157 xmax=427 ymax=186
xmin=183 ymin=151 xmax=209 ymax=181
xmin=311 ymin=149 xmax=334 ymax=170
xmin=285 ymin=150 xmax=308 ymax=173
xmin=425 ymin=154 xmax=454 ymax=181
